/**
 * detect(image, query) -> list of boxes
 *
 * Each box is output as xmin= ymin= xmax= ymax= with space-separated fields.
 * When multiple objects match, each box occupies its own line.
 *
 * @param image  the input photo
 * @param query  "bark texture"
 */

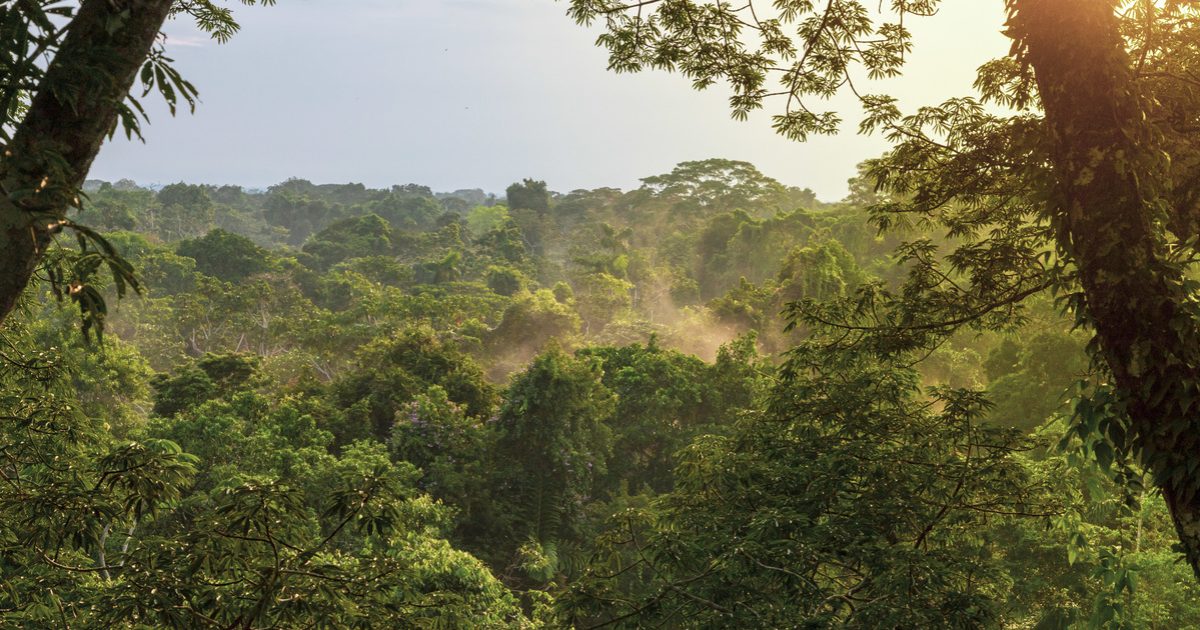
xmin=1012 ymin=0 xmax=1200 ymax=577
xmin=0 ymin=0 xmax=174 ymax=322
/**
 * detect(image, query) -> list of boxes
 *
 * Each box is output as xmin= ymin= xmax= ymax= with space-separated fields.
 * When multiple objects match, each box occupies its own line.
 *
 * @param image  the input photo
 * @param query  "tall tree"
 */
xmin=487 ymin=347 xmax=614 ymax=576
xmin=567 ymin=0 xmax=1200 ymax=576
xmin=505 ymin=178 xmax=551 ymax=214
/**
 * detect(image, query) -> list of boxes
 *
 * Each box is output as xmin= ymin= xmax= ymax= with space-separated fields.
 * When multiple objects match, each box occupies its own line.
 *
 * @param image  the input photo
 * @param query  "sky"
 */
xmin=88 ymin=1 xmax=1011 ymax=202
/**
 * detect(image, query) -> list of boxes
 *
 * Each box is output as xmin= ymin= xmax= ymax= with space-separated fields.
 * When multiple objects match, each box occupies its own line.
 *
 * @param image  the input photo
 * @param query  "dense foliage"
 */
xmin=0 ymin=158 xmax=1187 ymax=626
xmin=6 ymin=0 xmax=1200 ymax=627
xmin=571 ymin=0 xmax=1200 ymax=586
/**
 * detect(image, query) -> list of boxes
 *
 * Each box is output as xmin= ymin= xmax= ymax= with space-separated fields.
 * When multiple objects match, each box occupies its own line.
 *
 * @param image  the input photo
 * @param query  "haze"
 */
xmin=90 ymin=0 xmax=1009 ymax=201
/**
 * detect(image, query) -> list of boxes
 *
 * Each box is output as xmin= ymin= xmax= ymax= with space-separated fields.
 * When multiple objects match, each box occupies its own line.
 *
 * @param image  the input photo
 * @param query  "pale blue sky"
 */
xmin=89 ymin=1 xmax=1009 ymax=201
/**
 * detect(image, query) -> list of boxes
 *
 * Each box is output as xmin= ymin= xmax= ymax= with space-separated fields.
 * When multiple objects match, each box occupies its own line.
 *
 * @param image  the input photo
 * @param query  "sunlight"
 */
xmin=4 ymin=1 xmax=1200 ymax=627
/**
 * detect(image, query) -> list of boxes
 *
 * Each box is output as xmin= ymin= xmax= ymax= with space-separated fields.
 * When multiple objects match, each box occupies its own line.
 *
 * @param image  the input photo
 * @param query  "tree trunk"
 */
xmin=0 ymin=0 xmax=174 ymax=323
xmin=1012 ymin=0 xmax=1200 ymax=577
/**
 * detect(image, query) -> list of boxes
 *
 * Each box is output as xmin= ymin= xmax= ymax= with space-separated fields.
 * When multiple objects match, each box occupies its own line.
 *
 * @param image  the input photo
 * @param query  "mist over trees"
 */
xmin=4 ymin=0 xmax=1200 ymax=627
xmin=0 ymin=161 xmax=1187 ymax=626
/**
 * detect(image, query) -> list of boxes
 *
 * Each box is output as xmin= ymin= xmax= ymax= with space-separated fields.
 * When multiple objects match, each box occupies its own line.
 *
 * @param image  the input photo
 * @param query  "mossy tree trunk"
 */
xmin=1013 ymin=0 xmax=1200 ymax=577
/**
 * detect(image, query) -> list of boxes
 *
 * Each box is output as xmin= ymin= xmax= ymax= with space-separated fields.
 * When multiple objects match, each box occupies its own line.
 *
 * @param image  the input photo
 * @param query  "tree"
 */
xmin=388 ymin=385 xmax=494 ymax=538
xmin=177 ymin=228 xmax=272 ymax=282
xmin=135 ymin=388 xmax=528 ymax=628
xmin=639 ymin=158 xmax=792 ymax=216
xmin=487 ymin=347 xmax=615 ymax=578
xmin=262 ymin=191 xmax=338 ymax=245
xmin=577 ymin=340 xmax=747 ymax=495
xmin=302 ymin=214 xmax=395 ymax=272
xmin=560 ymin=344 xmax=1057 ymax=627
xmin=0 ymin=2 xmax=270 ymax=327
xmin=573 ymin=271 xmax=634 ymax=334
xmin=151 ymin=352 xmax=261 ymax=417
xmin=485 ymin=265 xmax=527 ymax=297
xmin=476 ymin=219 xmax=530 ymax=265
xmin=506 ymin=179 xmax=550 ymax=214
xmin=332 ymin=327 xmax=497 ymax=444
xmin=150 ymin=185 xmax=217 ymax=241
xmin=467 ymin=204 xmax=511 ymax=237
xmin=569 ymin=0 xmax=1200 ymax=578
xmin=486 ymin=289 xmax=583 ymax=378
xmin=157 ymin=182 xmax=214 ymax=216
xmin=369 ymin=190 xmax=443 ymax=230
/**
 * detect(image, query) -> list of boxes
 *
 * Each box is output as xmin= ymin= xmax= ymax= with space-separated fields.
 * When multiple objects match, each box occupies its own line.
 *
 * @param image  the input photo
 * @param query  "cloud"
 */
xmin=164 ymin=35 xmax=207 ymax=48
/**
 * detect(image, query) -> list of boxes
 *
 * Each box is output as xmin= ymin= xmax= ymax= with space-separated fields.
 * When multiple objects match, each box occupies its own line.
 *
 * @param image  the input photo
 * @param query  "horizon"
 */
xmin=89 ymin=1 xmax=1008 ymax=203
xmin=84 ymin=155 xmax=834 ymax=203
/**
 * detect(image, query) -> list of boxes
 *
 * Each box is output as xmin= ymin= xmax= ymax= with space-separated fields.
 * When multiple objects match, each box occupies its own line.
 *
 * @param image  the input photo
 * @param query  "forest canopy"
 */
xmin=0 ymin=163 xmax=1183 ymax=627
xmin=571 ymin=0 xmax=1200 ymax=583
xmin=2 ymin=0 xmax=1200 ymax=628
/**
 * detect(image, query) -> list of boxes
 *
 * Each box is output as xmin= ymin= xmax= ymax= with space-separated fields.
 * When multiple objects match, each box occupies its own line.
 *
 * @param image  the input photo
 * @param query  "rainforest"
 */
xmin=5 ymin=0 xmax=1200 ymax=628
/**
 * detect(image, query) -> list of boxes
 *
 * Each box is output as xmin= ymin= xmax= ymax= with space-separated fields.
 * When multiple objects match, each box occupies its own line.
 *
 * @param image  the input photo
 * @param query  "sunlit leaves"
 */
xmin=568 ymin=0 xmax=942 ymax=139
xmin=42 ymin=221 xmax=143 ymax=343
